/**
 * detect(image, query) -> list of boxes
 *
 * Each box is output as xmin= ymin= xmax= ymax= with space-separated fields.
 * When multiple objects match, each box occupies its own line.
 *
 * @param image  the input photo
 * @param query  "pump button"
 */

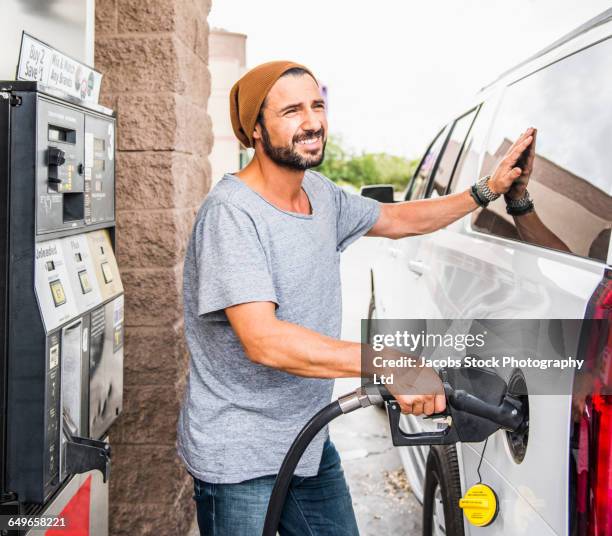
xmin=459 ymin=483 xmax=498 ymax=527
xmin=49 ymin=279 xmax=66 ymax=307
xmin=101 ymin=262 xmax=113 ymax=284
xmin=78 ymin=270 xmax=92 ymax=294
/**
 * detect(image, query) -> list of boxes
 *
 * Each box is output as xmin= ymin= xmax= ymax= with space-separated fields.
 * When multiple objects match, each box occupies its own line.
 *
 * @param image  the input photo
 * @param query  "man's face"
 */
xmin=254 ymin=74 xmax=328 ymax=170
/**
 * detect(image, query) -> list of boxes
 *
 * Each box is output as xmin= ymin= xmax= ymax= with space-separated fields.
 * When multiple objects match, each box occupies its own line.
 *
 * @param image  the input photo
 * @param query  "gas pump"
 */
xmin=0 ymin=81 xmax=122 ymax=535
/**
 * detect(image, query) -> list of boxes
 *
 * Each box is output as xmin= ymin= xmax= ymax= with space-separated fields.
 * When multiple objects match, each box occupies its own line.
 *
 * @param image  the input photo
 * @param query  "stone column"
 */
xmin=94 ymin=1 xmax=212 ymax=533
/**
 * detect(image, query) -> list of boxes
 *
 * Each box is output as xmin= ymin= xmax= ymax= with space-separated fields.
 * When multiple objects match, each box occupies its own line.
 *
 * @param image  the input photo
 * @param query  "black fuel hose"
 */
xmin=262 ymin=400 xmax=344 ymax=536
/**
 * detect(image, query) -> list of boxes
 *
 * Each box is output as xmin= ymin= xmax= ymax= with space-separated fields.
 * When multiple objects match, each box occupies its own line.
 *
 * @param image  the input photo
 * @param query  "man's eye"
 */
xmin=284 ymin=109 xmax=297 ymax=115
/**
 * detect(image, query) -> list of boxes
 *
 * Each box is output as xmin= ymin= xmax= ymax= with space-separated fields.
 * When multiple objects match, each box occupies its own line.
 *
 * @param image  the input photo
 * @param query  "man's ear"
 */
xmin=252 ymin=122 xmax=262 ymax=141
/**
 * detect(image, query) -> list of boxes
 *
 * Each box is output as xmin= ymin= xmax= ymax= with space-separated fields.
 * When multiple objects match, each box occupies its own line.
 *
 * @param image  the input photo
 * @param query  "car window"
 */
xmin=404 ymin=125 xmax=450 ymax=201
xmin=429 ymin=108 xmax=478 ymax=198
xmin=471 ymin=38 xmax=612 ymax=263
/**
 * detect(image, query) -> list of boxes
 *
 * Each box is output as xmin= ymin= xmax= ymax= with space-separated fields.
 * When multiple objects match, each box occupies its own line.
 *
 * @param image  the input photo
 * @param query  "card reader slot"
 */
xmin=48 ymin=125 xmax=76 ymax=144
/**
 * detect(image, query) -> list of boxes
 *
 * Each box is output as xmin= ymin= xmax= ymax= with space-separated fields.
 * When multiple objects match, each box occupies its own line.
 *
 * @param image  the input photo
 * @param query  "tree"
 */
xmin=315 ymin=135 xmax=418 ymax=192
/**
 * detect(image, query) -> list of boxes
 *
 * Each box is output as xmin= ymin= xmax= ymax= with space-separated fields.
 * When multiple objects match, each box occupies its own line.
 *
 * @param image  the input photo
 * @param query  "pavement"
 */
xmin=331 ymin=238 xmax=422 ymax=535
xmin=187 ymin=238 xmax=423 ymax=535
xmin=331 ymin=379 xmax=422 ymax=536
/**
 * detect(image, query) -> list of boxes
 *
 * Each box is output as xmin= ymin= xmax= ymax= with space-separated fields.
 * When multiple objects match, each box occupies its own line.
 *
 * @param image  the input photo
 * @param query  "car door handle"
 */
xmin=389 ymin=247 xmax=403 ymax=258
xmin=407 ymin=260 xmax=426 ymax=275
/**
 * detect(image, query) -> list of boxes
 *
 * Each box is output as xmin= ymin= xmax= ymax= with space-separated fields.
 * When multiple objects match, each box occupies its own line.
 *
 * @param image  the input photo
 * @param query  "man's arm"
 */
xmin=366 ymin=128 xmax=535 ymax=239
xmin=226 ymin=301 xmax=360 ymax=378
xmin=367 ymin=190 xmax=477 ymax=239
xmin=512 ymin=210 xmax=571 ymax=252
xmin=224 ymin=301 xmax=446 ymax=416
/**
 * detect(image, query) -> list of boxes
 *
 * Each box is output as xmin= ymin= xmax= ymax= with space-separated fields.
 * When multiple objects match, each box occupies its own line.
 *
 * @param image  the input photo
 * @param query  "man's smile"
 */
xmin=295 ymin=135 xmax=323 ymax=149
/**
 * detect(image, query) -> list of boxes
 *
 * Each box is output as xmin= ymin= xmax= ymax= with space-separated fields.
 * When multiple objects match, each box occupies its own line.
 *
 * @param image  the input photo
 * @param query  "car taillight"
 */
xmin=573 ymin=268 xmax=612 ymax=536
xmin=590 ymin=395 xmax=612 ymax=535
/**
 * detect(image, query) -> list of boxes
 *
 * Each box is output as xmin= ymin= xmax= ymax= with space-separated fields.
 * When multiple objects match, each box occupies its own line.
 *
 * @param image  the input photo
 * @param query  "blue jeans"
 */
xmin=192 ymin=439 xmax=359 ymax=535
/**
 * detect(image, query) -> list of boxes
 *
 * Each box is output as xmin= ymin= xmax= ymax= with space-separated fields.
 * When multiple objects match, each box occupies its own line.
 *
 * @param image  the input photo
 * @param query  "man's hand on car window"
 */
xmin=506 ymin=128 xmax=537 ymax=200
xmin=488 ymin=127 xmax=536 ymax=195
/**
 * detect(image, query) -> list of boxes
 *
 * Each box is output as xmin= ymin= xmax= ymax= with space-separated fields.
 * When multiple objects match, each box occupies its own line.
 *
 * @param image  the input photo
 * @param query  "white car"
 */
xmin=364 ymin=8 xmax=612 ymax=536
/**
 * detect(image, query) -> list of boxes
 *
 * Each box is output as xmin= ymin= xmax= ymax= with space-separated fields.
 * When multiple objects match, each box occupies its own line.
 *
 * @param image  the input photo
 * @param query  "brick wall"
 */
xmin=94 ymin=1 xmax=213 ymax=533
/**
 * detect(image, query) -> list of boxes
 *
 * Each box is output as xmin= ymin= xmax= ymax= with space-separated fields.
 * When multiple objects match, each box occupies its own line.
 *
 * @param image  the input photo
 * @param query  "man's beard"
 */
xmin=260 ymin=124 xmax=326 ymax=171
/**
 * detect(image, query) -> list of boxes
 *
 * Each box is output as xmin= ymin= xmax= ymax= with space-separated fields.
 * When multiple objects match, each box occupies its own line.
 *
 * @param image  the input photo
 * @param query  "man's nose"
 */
xmin=301 ymin=107 xmax=323 ymax=132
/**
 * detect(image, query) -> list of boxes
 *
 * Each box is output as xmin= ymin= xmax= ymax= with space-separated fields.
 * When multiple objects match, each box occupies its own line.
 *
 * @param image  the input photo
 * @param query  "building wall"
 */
xmin=208 ymin=29 xmax=247 ymax=185
xmin=94 ymin=1 xmax=212 ymax=533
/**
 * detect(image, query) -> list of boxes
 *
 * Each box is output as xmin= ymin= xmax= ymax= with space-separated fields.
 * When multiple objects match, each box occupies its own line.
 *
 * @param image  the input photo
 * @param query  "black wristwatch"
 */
xmin=470 ymin=175 xmax=500 ymax=208
xmin=505 ymin=190 xmax=535 ymax=216
xmin=470 ymin=184 xmax=488 ymax=207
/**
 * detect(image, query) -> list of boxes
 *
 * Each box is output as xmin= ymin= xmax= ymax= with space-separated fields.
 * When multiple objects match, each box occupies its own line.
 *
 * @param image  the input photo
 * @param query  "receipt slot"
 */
xmin=0 ymin=82 xmax=122 ymax=534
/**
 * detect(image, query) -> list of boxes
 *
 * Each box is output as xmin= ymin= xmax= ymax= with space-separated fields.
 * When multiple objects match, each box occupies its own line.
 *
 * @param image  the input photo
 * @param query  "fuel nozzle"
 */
xmin=336 ymin=384 xmax=389 ymax=414
xmin=447 ymin=383 xmax=526 ymax=434
xmin=341 ymin=367 xmax=527 ymax=447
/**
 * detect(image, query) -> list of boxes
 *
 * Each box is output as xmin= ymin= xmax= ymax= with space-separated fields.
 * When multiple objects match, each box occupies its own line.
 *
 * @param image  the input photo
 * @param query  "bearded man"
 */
xmin=177 ymin=61 xmax=534 ymax=535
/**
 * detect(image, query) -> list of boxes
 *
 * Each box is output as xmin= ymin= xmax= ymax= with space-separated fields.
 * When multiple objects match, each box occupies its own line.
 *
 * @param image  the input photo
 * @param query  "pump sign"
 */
xmin=16 ymin=33 xmax=103 ymax=104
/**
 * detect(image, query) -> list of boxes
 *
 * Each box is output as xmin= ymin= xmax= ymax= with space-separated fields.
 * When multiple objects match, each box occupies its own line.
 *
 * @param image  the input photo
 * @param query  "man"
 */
xmin=177 ymin=61 xmax=535 ymax=535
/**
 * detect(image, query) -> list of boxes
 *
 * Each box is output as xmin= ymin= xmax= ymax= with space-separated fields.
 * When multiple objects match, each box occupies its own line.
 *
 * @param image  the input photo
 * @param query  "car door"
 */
xmin=374 ymin=110 xmax=480 ymax=502
xmin=394 ymin=107 xmax=480 ymax=320
xmin=373 ymin=107 xmax=479 ymax=322
xmin=371 ymin=124 xmax=450 ymax=322
xmin=425 ymin=38 xmax=612 ymax=535
xmin=369 ymin=124 xmax=449 ymax=501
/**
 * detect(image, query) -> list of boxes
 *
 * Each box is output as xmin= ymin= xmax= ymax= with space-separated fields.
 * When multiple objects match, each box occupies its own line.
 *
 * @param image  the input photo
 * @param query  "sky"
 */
xmin=209 ymin=0 xmax=611 ymax=159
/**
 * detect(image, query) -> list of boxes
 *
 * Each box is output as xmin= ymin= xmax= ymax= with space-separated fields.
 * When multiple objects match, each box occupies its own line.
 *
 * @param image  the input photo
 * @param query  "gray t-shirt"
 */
xmin=176 ymin=170 xmax=381 ymax=484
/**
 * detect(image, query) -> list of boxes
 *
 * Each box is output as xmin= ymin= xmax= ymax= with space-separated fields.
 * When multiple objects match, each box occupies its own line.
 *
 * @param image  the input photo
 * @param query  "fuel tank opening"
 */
xmin=505 ymin=369 xmax=529 ymax=463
